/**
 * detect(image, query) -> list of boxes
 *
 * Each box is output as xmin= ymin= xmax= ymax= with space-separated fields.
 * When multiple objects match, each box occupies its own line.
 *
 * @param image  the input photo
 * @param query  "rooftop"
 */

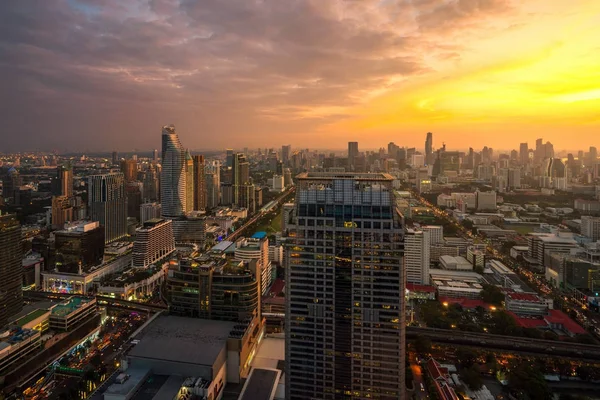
xmin=15 ymin=309 xmax=49 ymax=327
xmin=296 ymin=172 xmax=394 ymax=181
xmin=252 ymin=231 xmax=267 ymax=240
xmin=238 ymin=368 xmax=281 ymax=400
xmin=51 ymin=297 xmax=94 ymax=318
xmin=506 ymin=292 xmax=543 ymax=302
xmin=128 ymin=315 xmax=237 ymax=367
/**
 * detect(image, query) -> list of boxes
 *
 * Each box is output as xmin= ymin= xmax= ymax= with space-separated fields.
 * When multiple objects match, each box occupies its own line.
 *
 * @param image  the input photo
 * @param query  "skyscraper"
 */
xmin=153 ymin=149 xmax=159 ymax=163
xmin=161 ymin=125 xmax=186 ymax=217
xmin=193 ymin=155 xmax=207 ymax=211
xmin=282 ymin=145 xmax=291 ymax=165
xmin=185 ymin=150 xmax=194 ymax=213
xmin=519 ymin=142 xmax=529 ymax=166
xmin=0 ymin=213 xmax=23 ymax=326
xmin=112 ymin=151 xmax=119 ymax=166
xmin=226 ymin=149 xmax=234 ymax=168
xmin=88 ymin=172 xmax=127 ymax=244
xmin=120 ymin=159 xmax=138 ymax=182
xmin=285 ymin=172 xmax=406 ymax=400
xmin=348 ymin=141 xmax=359 ymax=170
xmin=425 ymin=131 xmax=433 ymax=165
xmin=54 ymin=164 xmax=73 ymax=197
xmin=232 ymin=153 xmax=249 ymax=206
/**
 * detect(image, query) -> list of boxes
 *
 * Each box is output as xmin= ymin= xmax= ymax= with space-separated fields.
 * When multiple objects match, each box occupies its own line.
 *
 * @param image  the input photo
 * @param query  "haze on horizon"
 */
xmin=1 ymin=0 xmax=599 ymax=153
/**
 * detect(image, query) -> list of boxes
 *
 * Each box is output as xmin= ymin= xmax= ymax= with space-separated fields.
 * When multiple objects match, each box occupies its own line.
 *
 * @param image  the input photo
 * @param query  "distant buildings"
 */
xmin=581 ymin=215 xmax=600 ymax=241
xmin=54 ymin=221 xmax=105 ymax=274
xmin=132 ymin=218 xmax=175 ymax=268
xmin=405 ymin=228 xmax=431 ymax=285
xmin=161 ymin=125 xmax=186 ymax=218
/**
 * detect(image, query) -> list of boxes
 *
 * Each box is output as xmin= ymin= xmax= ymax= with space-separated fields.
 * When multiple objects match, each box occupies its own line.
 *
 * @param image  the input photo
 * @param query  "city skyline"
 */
xmin=1 ymin=1 xmax=599 ymax=152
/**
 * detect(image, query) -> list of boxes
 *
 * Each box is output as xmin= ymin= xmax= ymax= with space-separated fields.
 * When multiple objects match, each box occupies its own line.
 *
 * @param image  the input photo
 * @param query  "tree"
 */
xmin=480 ymin=284 xmax=505 ymax=306
xmin=456 ymin=348 xmax=477 ymax=368
xmin=489 ymin=311 xmax=519 ymax=336
xmin=415 ymin=336 xmax=432 ymax=355
xmin=460 ymin=365 xmax=483 ymax=391
xmin=508 ymin=361 xmax=552 ymax=400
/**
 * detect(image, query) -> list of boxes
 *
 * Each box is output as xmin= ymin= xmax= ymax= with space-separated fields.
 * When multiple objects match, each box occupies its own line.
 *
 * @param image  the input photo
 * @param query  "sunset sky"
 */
xmin=1 ymin=0 xmax=599 ymax=152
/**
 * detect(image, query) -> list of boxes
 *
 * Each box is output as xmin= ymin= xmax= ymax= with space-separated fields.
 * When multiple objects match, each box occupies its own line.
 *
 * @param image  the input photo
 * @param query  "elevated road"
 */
xmin=23 ymin=291 xmax=168 ymax=313
xmin=408 ymin=326 xmax=600 ymax=361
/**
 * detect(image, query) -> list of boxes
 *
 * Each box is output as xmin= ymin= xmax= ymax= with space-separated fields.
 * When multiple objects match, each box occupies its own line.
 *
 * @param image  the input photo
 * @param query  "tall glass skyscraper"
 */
xmin=88 ymin=172 xmax=127 ymax=244
xmin=285 ymin=172 xmax=406 ymax=400
xmin=0 ymin=213 xmax=23 ymax=326
xmin=161 ymin=125 xmax=186 ymax=217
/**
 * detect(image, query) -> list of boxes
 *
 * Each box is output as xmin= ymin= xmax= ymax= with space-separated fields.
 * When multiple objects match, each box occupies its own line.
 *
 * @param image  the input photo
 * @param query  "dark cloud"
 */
xmin=0 ymin=0 xmax=512 ymax=151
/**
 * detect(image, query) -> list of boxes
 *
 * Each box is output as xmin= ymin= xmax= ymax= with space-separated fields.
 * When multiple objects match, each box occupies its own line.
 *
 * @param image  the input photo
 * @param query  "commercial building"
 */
xmin=0 ymin=214 xmax=23 ymax=327
xmin=405 ymin=228 xmax=431 ymax=285
xmin=185 ymin=150 xmax=194 ymax=213
xmin=285 ymin=172 xmax=406 ymax=400
xmin=51 ymin=195 xmax=74 ymax=229
xmin=430 ymin=269 xmax=485 ymax=299
xmin=49 ymin=297 xmax=97 ymax=331
xmin=466 ymin=246 xmax=486 ymax=269
xmin=476 ymin=191 xmax=497 ymax=211
xmin=422 ymin=225 xmax=443 ymax=245
xmin=505 ymin=293 xmax=552 ymax=316
xmin=161 ymin=125 xmax=187 ymax=217
xmin=53 ymin=164 xmax=73 ymax=197
xmin=97 ymin=264 xmax=168 ymax=300
xmin=439 ymin=255 xmax=472 ymax=271
xmin=88 ymin=172 xmax=127 ymax=244
xmin=0 ymin=326 xmax=41 ymax=377
xmin=119 ymin=159 xmax=137 ymax=182
xmin=527 ymin=233 xmax=579 ymax=267
xmin=193 ymin=155 xmax=207 ymax=210
xmin=54 ymin=221 xmax=105 ymax=274
xmin=172 ymin=212 xmax=207 ymax=246
xmin=132 ymin=219 xmax=175 ymax=268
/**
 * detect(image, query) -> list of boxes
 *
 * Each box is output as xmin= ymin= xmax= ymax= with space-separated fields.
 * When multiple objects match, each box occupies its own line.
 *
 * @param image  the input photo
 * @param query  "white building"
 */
xmin=405 ymin=228 xmax=431 ymax=285
xmin=160 ymin=125 xmax=187 ymax=218
xmin=422 ymin=225 xmax=443 ymax=245
xmin=466 ymin=246 xmax=486 ymax=268
xmin=439 ymin=255 xmax=472 ymax=271
xmin=132 ymin=218 xmax=175 ymax=268
xmin=271 ymin=175 xmax=285 ymax=192
xmin=235 ymin=234 xmax=272 ymax=295
xmin=581 ymin=215 xmax=600 ymax=241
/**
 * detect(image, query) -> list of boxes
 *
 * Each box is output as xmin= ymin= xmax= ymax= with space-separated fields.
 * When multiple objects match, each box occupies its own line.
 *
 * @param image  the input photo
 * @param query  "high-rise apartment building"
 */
xmin=185 ymin=150 xmax=194 ymax=213
xmin=193 ymin=155 xmax=207 ymax=210
xmin=0 ymin=213 xmax=23 ymax=327
xmin=232 ymin=153 xmax=249 ymax=206
xmin=422 ymin=225 xmax=443 ymax=245
xmin=206 ymin=172 xmax=220 ymax=209
xmin=405 ymin=228 xmax=431 ymax=285
xmin=235 ymin=234 xmax=271 ymax=295
xmin=226 ymin=149 xmax=234 ymax=168
xmin=88 ymin=172 xmax=127 ymax=244
xmin=112 ymin=151 xmax=118 ymax=166
xmin=120 ymin=159 xmax=138 ymax=182
xmin=161 ymin=125 xmax=186 ymax=217
xmin=285 ymin=172 xmax=406 ymax=400
xmin=51 ymin=195 xmax=74 ymax=229
xmin=132 ymin=218 xmax=175 ymax=268
xmin=153 ymin=149 xmax=159 ymax=163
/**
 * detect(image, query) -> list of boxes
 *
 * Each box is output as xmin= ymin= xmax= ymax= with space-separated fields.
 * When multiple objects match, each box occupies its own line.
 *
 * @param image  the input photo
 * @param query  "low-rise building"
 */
xmin=439 ymin=256 xmax=472 ymax=271
xmin=505 ymin=292 xmax=552 ymax=316
xmin=0 ymin=327 xmax=41 ymax=377
xmin=430 ymin=269 xmax=485 ymax=299
xmin=49 ymin=297 xmax=97 ymax=331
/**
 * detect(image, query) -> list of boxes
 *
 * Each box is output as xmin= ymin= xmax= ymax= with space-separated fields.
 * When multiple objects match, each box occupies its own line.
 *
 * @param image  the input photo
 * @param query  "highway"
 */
xmin=407 ymin=326 xmax=600 ymax=361
xmin=226 ymin=186 xmax=295 ymax=242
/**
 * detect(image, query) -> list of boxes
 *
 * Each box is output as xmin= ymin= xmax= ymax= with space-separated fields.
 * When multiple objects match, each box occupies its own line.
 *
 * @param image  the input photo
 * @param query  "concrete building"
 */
xmin=476 ymin=191 xmax=497 ymax=211
xmin=271 ymin=175 xmax=284 ymax=192
xmin=405 ymin=228 xmax=431 ymax=285
xmin=161 ymin=125 xmax=187 ymax=218
xmin=285 ymin=172 xmax=406 ymax=400
xmin=132 ymin=219 xmax=175 ymax=268
xmin=505 ymin=293 xmax=552 ymax=316
xmin=172 ymin=212 xmax=207 ymax=246
xmin=235 ymin=233 xmax=272 ymax=295
xmin=422 ymin=225 xmax=443 ymax=245
xmin=581 ymin=216 xmax=600 ymax=241
xmin=466 ymin=246 xmax=486 ymax=269
xmin=439 ymin=256 xmax=472 ymax=271
xmin=49 ymin=297 xmax=97 ymax=331
xmin=527 ymin=233 xmax=579 ymax=267
xmin=0 ymin=326 xmax=41 ymax=377
xmin=54 ymin=221 xmax=105 ymax=274
xmin=430 ymin=269 xmax=485 ymax=299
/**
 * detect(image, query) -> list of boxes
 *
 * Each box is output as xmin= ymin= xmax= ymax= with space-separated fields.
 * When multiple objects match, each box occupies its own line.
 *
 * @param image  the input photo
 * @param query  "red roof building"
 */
xmin=507 ymin=310 xmax=586 ymax=336
xmin=425 ymin=358 xmax=459 ymax=400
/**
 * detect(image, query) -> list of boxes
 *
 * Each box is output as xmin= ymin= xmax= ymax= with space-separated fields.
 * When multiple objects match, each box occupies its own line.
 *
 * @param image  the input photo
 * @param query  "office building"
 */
xmin=519 ymin=142 xmax=529 ymax=165
xmin=88 ymin=172 xmax=127 ymax=244
xmin=466 ymin=246 xmax=486 ymax=269
xmin=161 ymin=125 xmax=187 ymax=217
xmin=0 ymin=214 xmax=22 ymax=327
xmin=172 ymin=212 xmax=207 ymax=246
xmin=112 ymin=151 xmax=119 ymax=165
xmin=51 ymin=195 xmax=74 ymax=229
xmin=49 ymin=297 xmax=98 ymax=331
xmin=226 ymin=149 xmax=234 ymax=167
xmin=120 ymin=159 xmax=138 ymax=182
xmin=0 ymin=326 xmax=41 ymax=377
xmin=53 ymin=164 xmax=73 ymax=197
xmin=232 ymin=153 xmax=250 ymax=206
xmin=285 ymin=172 xmax=406 ymax=400
xmin=140 ymin=202 xmax=162 ymax=224
xmin=126 ymin=182 xmax=142 ymax=221
xmin=282 ymin=203 xmax=295 ymax=233
xmin=132 ymin=219 xmax=175 ymax=268
xmin=581 ymin=216 xmax=600 ymax=241
xmin=54 ymin=221 xmax=105 ymax=274
xmin=527 ymin=233 xmax=579 ymax=267
xmin=2 ymin=168 xmax=21 ymax=201
xmin=405 ymin=228 xmax=431 ymax=285
xmin=143 ymin=164 xmax=160 ymax=202
xmin=193 ymin=155 xmax=207 ymax=210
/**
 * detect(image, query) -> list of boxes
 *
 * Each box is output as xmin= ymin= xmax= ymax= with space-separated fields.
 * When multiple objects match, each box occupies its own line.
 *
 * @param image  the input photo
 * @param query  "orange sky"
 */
xmin=315 ymin=0 xmax=600 ymax=151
